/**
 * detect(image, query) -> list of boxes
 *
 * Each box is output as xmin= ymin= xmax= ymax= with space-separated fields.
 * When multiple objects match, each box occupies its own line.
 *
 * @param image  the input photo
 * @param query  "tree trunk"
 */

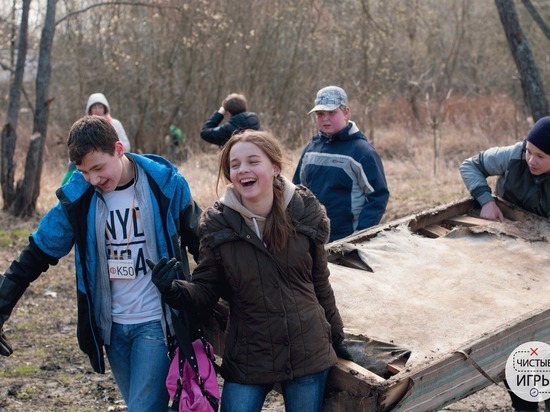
xmin=494 ymin=0 xmax=548 ymax=122
xmin=1 ymin=0 xmax=31 ymax=210
xmin=10 ymin=0 xmax=57 ymax=217
xmin=12 ymin=134 xmax=41 ymax=217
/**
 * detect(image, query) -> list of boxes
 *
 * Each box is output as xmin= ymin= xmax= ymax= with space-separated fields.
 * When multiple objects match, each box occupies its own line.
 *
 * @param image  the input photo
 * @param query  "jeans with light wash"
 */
xmin=220 ymin=368 xmax=330 ymax=412
xmin=105 ymin=320 xmax=170 ymax=412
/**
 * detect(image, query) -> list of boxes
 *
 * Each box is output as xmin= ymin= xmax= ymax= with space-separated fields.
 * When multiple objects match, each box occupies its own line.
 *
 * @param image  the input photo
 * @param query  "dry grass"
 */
xmin=180 ymin=145 xmax=468 ymax=225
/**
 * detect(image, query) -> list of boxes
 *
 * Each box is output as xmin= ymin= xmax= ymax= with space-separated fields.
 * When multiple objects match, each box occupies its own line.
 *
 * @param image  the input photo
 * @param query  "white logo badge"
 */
xmin=505 ymin=341 xmax=550 ymax=402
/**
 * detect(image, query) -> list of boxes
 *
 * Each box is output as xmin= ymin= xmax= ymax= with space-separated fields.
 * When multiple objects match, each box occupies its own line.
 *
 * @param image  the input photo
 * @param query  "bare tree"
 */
xmin=3 ymin=0 xmax=57 ymax=217
xmin=14 ymin=0 xmax=57 ymax=216
xmin=4 ymin=0 xmax=172 ymax=215
xmin=2 ymin=0 xmax=550 ymax=206
xmin=1 ymin=0 xmax=30 ymax=211
xmin=495 ymin=0 xmax=548 ymax=121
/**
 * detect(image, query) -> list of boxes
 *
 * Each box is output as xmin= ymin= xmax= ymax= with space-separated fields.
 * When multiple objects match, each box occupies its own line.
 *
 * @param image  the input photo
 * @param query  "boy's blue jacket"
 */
xmin=0 ymin=154 xmax=201 ymax=373
xmin=293 ymin=122 xmax=389 ymax=242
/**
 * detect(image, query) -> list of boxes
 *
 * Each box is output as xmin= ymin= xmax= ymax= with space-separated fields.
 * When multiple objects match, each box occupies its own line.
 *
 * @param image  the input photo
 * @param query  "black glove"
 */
xmin=0 ymin=316 xmax=13 ymax=356
xmin=146 ymin=257 xmax=180 ymax=295
xmin=333 ymin=339 xmax=353 ymax=362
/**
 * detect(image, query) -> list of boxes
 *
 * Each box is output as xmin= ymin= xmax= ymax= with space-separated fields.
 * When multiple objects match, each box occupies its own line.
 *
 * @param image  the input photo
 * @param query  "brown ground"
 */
xmin=0 ymin=149 xmax=546 ymax=411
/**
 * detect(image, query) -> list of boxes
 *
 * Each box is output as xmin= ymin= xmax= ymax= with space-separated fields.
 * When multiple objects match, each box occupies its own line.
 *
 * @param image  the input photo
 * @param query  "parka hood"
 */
xmin=219 ymin=176 xmax=296 ymax=240
xmin=86 ymin=93 xmax=111 ymax=115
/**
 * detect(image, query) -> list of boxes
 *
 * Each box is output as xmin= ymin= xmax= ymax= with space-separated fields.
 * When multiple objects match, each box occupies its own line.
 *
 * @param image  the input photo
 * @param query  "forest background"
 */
xmin=1 ymin=0 xmax=549 ymax=168
xmin=0 ymin=0 xmax=549 ymax=411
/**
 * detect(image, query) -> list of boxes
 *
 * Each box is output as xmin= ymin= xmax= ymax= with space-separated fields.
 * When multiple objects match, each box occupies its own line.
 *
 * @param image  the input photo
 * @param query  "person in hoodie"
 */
xmin=86 ymin=92 xmax=131 ymax=151
xmin=62 ymin=93 xmax=131 ymax=185
xmin=200 ymin=93 xmax=261 ymax=148
xmin=146 ymin=130 xmax=352 ymax=412
xmin=293 ymin=86 xmax=389 ymax=242
xmin=0 ymin=116 xmax=202 ymax=411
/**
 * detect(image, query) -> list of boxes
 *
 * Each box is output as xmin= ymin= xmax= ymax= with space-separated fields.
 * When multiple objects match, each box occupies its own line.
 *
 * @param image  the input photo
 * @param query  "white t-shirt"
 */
xmin=103 ymin=180 xmax=162 ymax=324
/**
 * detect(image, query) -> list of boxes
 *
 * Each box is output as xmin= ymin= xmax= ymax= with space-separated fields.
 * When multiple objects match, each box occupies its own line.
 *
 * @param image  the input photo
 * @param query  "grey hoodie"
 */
xmin=220 ymin=175 xmax=296 ymax=241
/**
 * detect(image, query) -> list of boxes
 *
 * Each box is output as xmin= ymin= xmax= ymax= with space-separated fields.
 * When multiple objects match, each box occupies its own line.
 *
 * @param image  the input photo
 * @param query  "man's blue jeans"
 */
xmin=221 ymin=368 xmax=330 ymax=412
xmin=105 ymin=320 xmax=170 ymax=412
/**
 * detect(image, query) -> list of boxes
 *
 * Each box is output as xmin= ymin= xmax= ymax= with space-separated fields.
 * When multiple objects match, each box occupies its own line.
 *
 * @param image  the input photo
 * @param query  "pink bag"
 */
xmin=166 ymin=338 xmax=220 ymax=412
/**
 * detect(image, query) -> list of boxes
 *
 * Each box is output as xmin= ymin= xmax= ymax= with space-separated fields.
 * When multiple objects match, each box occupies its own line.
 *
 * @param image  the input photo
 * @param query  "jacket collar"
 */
xmin=315 ymin=121 xmax=361 ymax=142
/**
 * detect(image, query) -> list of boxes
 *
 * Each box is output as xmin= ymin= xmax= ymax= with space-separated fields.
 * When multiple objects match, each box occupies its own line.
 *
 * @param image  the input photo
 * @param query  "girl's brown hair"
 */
xmin=217 ymin=130 xmax=294 ymax=253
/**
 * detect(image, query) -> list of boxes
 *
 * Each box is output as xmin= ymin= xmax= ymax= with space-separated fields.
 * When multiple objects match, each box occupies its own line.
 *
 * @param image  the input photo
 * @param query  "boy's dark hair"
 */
xmin=222 ymin=93 xmax=247 ymax=115
xmin=68 ymin=116 xmax=119 ymax=165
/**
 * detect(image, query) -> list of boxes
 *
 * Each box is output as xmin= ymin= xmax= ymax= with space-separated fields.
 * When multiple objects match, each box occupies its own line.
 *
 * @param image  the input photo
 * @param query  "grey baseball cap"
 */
xmin=308 ymin=86 xmax=348 ymax=114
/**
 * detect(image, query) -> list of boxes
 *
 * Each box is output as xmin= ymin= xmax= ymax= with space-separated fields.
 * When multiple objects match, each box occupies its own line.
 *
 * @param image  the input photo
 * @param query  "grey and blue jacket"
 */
xmin=293 ymin=121 xmax=389 ymax=242
xmin=460 ymin=140 xmax=550 ymax=217
xmin=0 ymin=153 xmax=201 ymax=373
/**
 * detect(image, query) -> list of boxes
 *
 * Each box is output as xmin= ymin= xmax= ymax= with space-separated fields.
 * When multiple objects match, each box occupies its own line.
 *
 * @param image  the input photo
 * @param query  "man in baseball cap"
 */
xmin=308 ymin=86 xmax=349 ymax=114
xmin=293 ymin=85 xmax=389 ymax=242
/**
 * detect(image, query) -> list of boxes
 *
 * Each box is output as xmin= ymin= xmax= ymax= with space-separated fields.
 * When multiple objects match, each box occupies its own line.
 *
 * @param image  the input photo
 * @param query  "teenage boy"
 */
xmin=200 ymin=92 xmax=261 ymax=147
xmin=460 ymin=115 xmax=550 ymax=412
xmin=460 ymin=115 xmax=550 ymax=220
xmin=0 ymin=115 xmax=201 ymax=411
xmin=293 ymin=85 xmax=389 ymax=242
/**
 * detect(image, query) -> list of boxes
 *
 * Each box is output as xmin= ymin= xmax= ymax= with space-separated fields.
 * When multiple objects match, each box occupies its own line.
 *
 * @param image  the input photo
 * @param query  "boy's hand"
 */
xmin=146 ymin=257 xmax=179 ymax=295
xmin=480 ymin=200 xmax=504 ymax=222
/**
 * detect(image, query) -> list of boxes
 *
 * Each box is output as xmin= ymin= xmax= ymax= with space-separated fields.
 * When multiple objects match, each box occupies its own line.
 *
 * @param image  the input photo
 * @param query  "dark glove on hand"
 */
xmin=333 ymin=339 xmax=353 ymax=362
xmin=146 ymin=257 xmax=180 ymax=296
xmin=0 ymin=317 xmax=13 ymax=356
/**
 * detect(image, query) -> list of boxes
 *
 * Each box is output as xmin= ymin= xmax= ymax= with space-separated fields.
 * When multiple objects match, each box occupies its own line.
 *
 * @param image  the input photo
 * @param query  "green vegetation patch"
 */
xmin=0 ymin=363 xmax=40 ymax=378
xmin=0 ymin=227 xmax=32 ymax=248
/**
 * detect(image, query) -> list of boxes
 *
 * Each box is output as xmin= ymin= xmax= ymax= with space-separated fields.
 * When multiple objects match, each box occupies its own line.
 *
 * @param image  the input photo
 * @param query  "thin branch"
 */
xmin=55 ymin=1 xmax=182 ymax=26
xmin=21 ymin=85 xmax=35 ymax=116
xmin=521 ymin=0 xmax=550 ymax=41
